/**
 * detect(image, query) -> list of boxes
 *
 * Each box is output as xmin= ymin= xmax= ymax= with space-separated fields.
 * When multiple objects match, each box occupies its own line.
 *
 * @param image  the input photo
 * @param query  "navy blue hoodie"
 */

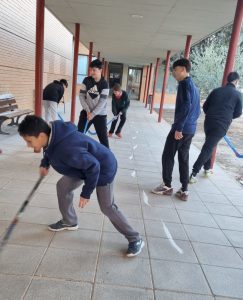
xmin=172 ymin=76 xmax=200 ymax=134
xmin=40 ymin=121 xmax=117 ymax=199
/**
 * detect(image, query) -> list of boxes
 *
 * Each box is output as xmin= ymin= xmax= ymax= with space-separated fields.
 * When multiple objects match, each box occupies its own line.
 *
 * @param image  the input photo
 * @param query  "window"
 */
xmin=77 ymin=55 xmax=88 ymax=84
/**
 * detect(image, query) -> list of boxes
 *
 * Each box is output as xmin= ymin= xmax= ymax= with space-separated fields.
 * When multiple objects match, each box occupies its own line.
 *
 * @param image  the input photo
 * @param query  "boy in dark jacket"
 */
xmin=190 ymin=72 xmax=242 ymax=183
xmin=18 ymin=115 xmax=144 ymax=257
xmin=43 ymin=79 xmax=68 ymax=123
xmin=152 ymin=58 xmax=200 ymax=201
xmin=108 ymin=83 xmax=130 ymax=138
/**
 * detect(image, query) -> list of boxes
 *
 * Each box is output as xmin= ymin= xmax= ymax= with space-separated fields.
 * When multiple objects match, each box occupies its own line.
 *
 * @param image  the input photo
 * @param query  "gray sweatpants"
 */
xmin=56 ymin=176 xmax=140 ymax=242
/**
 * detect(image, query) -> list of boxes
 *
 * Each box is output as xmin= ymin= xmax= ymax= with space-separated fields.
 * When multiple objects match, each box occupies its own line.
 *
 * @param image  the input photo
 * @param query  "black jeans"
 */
xmin=109 ymin=111 xmax=126 ymax=134
xmin=192 ymin=124 xmax=225 ymax=174
xmin=162 ymin=130 xmax=194 ymax=191
xmin=78 ymin=110 xmax=109 ymax=148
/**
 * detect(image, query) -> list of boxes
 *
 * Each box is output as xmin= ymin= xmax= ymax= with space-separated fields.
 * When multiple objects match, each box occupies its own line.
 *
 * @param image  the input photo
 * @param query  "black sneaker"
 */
xmin=48 ymin=220 xmax=78 ymax=232
xmin=126 ymin=239 xmax=145 ymax=257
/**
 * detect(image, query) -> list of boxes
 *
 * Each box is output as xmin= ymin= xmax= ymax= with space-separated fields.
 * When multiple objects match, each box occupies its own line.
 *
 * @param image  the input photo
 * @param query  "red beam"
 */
xmin=97 ymin=51 xmax=101 ymax=60
xmin=184 ymin=35 xmax=192 ymax=59
xmin=70 ymin=23 xmax=80 ymax=123
xmin=158 ymin=50 xmax=171 ymax=122
xmin=211 ymin=0 xmax=243 ymax=168
xmin=88 ymin=42 xmax=93 ymax=76
xmin=143 ymin=66 xmax=149 ymax=103
xmin=150 ymin=58 xmax=160 ymax=113
xmin=35 ymin=0 xmax=45 ymax=116
xmin=145 ymin=63 xmax=153 ymax=108
xmin=102 ymin=58 xmax=105 ymax=76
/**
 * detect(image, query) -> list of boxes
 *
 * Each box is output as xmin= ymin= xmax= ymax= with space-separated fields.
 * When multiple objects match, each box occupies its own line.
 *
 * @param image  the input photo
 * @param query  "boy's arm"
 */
xmin=233 ymin=93 xmax=242 ymax=119
xmin=203 ymin=91 xmax=213 ymax=114
xmin=121 ymin=93 xmax=130 ymax=113
xmin=79 ymin=80 xmax=90 ymax=113
xmin=111 ymin=96 xmax=118 ymax=115
xmin=173 ymin=80 xmax=191 ymax=132
xmin=91 ymin=82 xmax=109 ymax=117
xmin=40 ymin=154 xmax=50 ymax=169
xmin=66 ymin=150 xmax=100 ymax=199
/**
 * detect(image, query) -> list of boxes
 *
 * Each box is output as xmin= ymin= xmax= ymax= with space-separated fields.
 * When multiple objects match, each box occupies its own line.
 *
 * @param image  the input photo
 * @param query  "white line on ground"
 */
xmin=142 ymin=190 xmax=151 ymax=206
xmin=162 ymin=221 xmax=183 ymax=254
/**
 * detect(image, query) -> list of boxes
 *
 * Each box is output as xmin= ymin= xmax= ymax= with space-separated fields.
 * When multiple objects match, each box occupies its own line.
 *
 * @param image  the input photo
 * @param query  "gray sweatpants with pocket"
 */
xmin=56 ymin=176 xmax=140 ymax=242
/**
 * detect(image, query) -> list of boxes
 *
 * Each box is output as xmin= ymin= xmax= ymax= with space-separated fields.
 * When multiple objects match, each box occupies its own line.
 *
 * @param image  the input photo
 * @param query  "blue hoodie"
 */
xmin=172 ymin=76 xmax=200 ymax=134
xmin=40 ymin=121 xmax=117 ymax=199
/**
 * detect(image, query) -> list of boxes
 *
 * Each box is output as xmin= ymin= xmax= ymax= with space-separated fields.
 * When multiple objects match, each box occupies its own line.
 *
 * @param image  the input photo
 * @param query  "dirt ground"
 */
xmin=160 ymin=108 xmax=243 ymax=185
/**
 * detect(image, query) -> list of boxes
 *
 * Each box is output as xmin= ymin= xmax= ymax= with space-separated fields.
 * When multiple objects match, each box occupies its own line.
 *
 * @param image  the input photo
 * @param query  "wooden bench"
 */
xmin=0 ymin=96 xmax=33 ymax=135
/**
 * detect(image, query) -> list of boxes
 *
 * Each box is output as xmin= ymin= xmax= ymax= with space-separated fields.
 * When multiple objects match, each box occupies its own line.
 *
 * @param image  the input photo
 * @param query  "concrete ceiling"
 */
xmin=45 ymin=0 xmax=238 ymax=65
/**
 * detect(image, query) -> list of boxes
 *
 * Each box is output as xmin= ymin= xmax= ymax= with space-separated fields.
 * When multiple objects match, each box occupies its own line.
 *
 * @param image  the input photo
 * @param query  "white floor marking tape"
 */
xmin=162 ymin=221 xmax=183 ymax=254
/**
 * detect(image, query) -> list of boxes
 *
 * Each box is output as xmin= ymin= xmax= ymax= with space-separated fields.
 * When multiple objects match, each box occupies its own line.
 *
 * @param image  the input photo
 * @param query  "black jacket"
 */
xmin=203 ymin=83 xmax=242 ymax=133
xmin=111 ymin=91 xmax=130 ymax=115
xmin=43 ymin=80 xmax=64 ymax=103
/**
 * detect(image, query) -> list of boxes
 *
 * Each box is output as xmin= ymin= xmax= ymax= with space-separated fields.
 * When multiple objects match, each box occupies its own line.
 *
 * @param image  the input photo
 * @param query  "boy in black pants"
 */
xmin=78 ymin=59 xmax=109 ymax=148
xmin=18 ymin=115 xmax=144 ymax=257
xmin=108 ymin=83 xmax=130 ymax=138
xmin=190 ymin=72 xmax=242 ymax=183
xmin=152 ymin=58 xmax=200 ymax=201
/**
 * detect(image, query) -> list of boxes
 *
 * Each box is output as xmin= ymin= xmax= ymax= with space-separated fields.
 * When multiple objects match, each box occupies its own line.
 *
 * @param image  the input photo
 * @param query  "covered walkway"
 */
xmin=0 ymin=101 xmax=243 ymax=299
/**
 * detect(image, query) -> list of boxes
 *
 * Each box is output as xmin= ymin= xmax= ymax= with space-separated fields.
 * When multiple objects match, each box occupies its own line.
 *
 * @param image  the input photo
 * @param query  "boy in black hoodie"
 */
xmin=18 ymin=115 xmax=144 ymax=257
xmin=108 ymin=83 xmax=130 ymax=138
xmin=190 ymin=72 xmax=242 ymax=183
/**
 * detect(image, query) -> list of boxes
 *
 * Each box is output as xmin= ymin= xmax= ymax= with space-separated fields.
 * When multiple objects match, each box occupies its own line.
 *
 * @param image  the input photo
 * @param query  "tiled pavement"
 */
xmin=0 ymin=100 xmax=243 ymax=300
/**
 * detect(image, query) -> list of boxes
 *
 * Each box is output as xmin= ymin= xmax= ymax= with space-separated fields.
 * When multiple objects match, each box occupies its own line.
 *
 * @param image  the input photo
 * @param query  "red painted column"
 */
xmin=105 ymin=61 xmax=109 ymax=80
xmin=97 ymin=51 xmax=101 ymax=60
xmin=70 ymin=23 xmax=80 ymax=123
xmin=88 ymin=42 xmax=93 ymax=76
xmin=143 ymin=66 xmax=149 ymax=103
xmin=184 ymin=35 xmax=192 ymax=59
xmin=101 ymin=58 xmax=105 ymax=76
xmin=211 ymin=0 xmax=243 ymax=168
xmin=158 ymin=50 xmax=171 ymax=122
xmin=150 ymin=58 xmax=160 ymax=113
xmin=145 ymin=63 xmax=153 ymax=108
xmin=35 ymin=0 xmax=45 ymax=116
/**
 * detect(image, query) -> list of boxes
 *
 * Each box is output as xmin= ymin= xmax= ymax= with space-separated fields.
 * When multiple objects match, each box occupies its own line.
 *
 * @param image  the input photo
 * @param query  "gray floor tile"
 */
xmin=177 ymin=210 xmax=218 ymax=228
xmin=213 ymin=215 xmax=243 ymax=231
xmin=173 ymin=200 xmax=208 ymax=212
xmin=93 ymin=284 xmax=154 ymax=300
xmin=77 ymin=212 xmax=104 ymax=231
xmin=227 ymin=196 xmax=243 ymax=206
xmin=29 ymin=193 xmax=59 ymax=209
xmin=0 ymin=244 xmax=45 ymax=275
xmin=0 ymin=202 xmax=21 ymax=221
xmin=50 ymin=229 xmax=100 ymax=252
xmin=151 ymin=260 xmax=211 ymax=294
xmin=145 ymin=220 xmax=188 ymax=240
xmin=142 ymin=206 xmax=180 ymax=223
xmin=148 ymin=237 xmax=197 ymax=263
xmin=155 ymin=290 xmax=214 ymax=300
xmin=21 ymin=206 xmax=61 ymax=225
xmin=117 ymin=203 xmax=143 ymax=219
xmin=205 ymin=203 xmax=242 ymax=217
xmin=24 ymin=278 xmax=92 ymax=300
xmin=7 ymin=223 xmax=54 ymax=247
xmin=36 ymin=247 xmax=97 ymax=282
xmin=223 ymin=230 xmax=243 ymax=247
xmin=184 ymin=225 xmax=230 ymax=246
xmin=203 ymin=265 xmax=243 ymax=298
xmin=96 ymin=255 xmax=152 ymax=289
xmin=100 ymin=231 xmax=148 ymax=258
xmin=0 ymin=274 xmax=31 ymax=300
xmin=236 ymin=248 xmax=243 ymax=259
xmin=198 ymin=193 xmax=231 ymax=205
xmin=192 ymin=242 xmax=243 ymax=268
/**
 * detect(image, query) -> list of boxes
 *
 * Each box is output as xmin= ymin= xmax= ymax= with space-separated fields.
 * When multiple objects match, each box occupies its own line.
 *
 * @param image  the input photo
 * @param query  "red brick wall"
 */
xmin=0 ymin=0 xmax=72 ymax=110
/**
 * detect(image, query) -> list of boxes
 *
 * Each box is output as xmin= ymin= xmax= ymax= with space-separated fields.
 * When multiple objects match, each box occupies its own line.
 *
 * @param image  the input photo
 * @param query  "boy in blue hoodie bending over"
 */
xmin=18 ymin=115 xmax=144 ymax=257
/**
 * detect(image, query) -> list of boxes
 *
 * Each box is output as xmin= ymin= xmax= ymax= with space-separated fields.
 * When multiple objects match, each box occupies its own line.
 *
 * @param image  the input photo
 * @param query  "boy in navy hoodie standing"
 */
xmin=18 ymin=115 xmax=144 ymax=257
xmin=152 ymin=58 xmax=200 ymax=201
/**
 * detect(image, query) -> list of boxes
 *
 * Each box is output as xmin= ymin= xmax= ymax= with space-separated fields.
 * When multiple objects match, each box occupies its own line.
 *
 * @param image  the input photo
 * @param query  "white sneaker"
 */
xmin=151 ymin=183 xmax=173 ymax=195
xmin=189 ymin=174 xmax=197 ymax=184
xmin=204 ymin=169 xmax=213 ymax=177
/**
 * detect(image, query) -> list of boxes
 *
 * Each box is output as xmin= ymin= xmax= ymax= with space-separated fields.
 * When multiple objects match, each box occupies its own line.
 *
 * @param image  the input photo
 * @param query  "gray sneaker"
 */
xmin=189 ymin=174 xmax=197 ymax=184
xmin=204 ymin=169 xmax=213 ymax=177
xmin=151 ymin=184 xmax=173 ymax=195
xmin=175 ymin=188 xmax=189 ymax=201
xmin=48 ymin=220 xmax=78 ymax=232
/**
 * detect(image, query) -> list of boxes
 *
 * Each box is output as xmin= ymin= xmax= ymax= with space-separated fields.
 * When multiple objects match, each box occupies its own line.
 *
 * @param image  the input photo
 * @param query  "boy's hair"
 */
xmin=227 ymin=71 xmax=240 ymax=83
xmin=172 ymin=58 xmax=191 ymax=72
xmin=60 ymin=79 xmax=68 ymax=88
xmin=18 ymin=115 xmax=51 ymax=137
xmin=113 ymin=83 xmax=121 ymax=91
xmin=89 ymin=59 xmax=103 ymax=69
